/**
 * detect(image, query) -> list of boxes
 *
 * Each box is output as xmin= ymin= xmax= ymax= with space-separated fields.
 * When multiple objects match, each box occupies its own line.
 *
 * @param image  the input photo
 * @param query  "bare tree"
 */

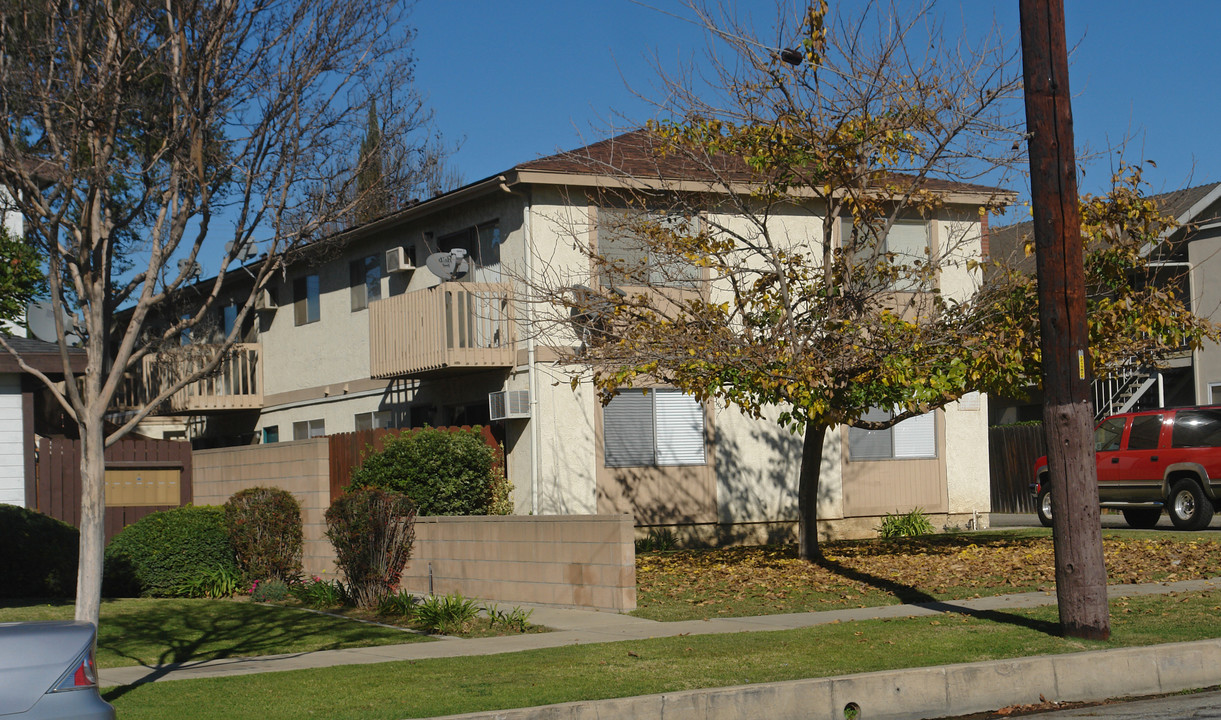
xmin=0 ymin=0 xmax=446 ymax=625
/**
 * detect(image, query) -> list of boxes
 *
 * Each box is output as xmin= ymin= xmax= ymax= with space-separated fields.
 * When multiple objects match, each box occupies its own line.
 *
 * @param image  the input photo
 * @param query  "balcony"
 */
xmin=114 ymin=343 xmax=263 ymax=414
xmin=369 ymin=283 xmax=516 ymax=378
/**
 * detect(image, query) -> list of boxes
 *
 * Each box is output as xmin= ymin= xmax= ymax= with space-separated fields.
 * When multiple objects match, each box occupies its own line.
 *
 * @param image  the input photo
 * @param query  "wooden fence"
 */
xmin=34 ymin=436 xmax=193 ymax=542
xmin=988 ymin=424 xmax=1045 ymax=514
xmin=327 ymin=425 xmax=502 ymax=503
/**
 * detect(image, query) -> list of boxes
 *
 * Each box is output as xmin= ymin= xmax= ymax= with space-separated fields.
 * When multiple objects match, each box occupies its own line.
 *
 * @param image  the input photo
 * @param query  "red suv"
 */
xmin=1033 ymin=406 xmax=1221 ymax=530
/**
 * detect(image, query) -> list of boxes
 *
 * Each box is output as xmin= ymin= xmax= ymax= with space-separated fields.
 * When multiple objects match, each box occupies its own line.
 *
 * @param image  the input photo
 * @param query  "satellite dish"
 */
xmin=424 ymin=248 xmax=470 ymax=281
xmin=177 ymin=259 xmax=203 ymax=281
xmin=225 ymin=241 xmax=258 ymax=263
xmin=26 ymin=300 xmax=82 ymax=346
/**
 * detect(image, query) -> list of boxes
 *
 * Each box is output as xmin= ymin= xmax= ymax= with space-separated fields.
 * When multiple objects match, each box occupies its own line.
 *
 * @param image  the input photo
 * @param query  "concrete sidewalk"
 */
xmin=99 ymin=576 xmax=1221 ymax=690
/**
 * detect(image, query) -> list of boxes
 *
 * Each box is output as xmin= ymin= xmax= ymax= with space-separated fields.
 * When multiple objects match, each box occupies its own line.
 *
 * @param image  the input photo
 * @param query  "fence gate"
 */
xmin=988 ymin=424 xmax=1045 ymax=514
xmin=35 ymin=436 xmax=193 ymax=542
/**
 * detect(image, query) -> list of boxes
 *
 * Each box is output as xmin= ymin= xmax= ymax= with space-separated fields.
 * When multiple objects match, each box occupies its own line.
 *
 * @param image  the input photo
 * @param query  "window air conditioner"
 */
xmin=386 ymin=246 xmax=415 ymax=273
xmin=489 ymin=390 xmax=530 ymax=421
xmin=255 ymin=286 xmax=276 ymax=312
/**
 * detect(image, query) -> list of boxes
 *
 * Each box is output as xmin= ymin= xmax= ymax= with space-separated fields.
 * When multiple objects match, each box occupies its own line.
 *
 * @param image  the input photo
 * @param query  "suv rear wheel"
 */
xmin=1036 ymin=487 xmax=1053 ymax=528
xmin=1121 ymin=507 xmax=1161 ymax=529
xmin=1167 ymin=478 xmax=1214 ymax=530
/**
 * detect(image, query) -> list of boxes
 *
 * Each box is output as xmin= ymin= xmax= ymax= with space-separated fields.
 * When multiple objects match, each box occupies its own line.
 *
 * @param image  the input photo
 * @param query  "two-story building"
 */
xmin=128 ymin=131 xmax=1008 ymax=541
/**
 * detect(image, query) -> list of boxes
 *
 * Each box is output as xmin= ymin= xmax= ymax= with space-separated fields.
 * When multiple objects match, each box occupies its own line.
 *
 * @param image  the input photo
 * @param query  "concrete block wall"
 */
xmin=402 ymin=515 xmax=636 ymax=612
xmin=192 ymin=439 xmax=333 ymax=576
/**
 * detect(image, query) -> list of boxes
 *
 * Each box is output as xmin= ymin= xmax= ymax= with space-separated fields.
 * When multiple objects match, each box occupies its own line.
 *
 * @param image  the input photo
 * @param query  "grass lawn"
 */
xmin=103 ymin=589 xmax=1221 ymax=720
xmin=635 ymin=528 xmax=1221 ymax=621
xmin=0 ymin=598 xmax=429 ymax=668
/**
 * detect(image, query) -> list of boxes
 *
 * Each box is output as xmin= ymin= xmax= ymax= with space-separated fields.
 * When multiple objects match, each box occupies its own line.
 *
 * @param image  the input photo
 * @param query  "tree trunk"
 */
xmin=797 ymin=423 xmax=827 ymax=561
xmin=1020 ymin=0 xmax=1110 ymax=639
xmin=74 ymin=415 xmax=106 ymax=626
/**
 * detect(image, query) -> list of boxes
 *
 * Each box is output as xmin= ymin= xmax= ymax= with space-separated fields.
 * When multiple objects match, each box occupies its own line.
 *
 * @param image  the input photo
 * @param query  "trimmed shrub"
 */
xmin=104 ymin=505 xmax=238 ymax=597
xmin=0 ymin=505 xmax=79 ymax=598
xmin=325 ymin=487 xmax=416 ymax=610
xmin=348 ymin=426 xmax=512 ymax=516
xmin=223 ymin=487 xmax=303 ymax=583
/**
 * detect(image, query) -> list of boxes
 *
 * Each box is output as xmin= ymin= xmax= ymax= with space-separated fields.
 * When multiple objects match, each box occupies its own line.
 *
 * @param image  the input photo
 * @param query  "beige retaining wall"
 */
xmin=192 ymin=439 xmax=333 ymax=577
xmin=402 ymin=515 xmax=636 ymax=612
xmin=190 ymin=442 xmax=636 ymax=611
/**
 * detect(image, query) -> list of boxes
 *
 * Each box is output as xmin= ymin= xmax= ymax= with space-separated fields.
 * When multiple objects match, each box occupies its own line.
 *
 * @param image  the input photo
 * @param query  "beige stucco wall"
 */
xmin=1190 ymin=233 xmax=1221 ymax=404
xmin=942 ymin=392 xmax=991 ymax=522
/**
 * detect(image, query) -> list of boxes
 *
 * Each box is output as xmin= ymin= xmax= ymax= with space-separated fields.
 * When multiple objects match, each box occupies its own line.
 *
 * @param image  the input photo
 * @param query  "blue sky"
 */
xmin=410 ymin=1 xmax=1221 ymax=202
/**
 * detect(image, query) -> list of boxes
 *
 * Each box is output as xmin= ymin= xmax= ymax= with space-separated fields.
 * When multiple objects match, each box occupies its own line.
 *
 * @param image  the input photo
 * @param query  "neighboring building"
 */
xmin=124 ymin=131 xmax=1009 ymax=541
xmin=990 ymin=182 xmax=1221 ymax=425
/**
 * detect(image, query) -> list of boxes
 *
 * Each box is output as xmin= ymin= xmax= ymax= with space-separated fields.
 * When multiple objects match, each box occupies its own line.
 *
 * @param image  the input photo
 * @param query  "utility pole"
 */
xmin=1019 ymin=0 xmax=1110 ymax=639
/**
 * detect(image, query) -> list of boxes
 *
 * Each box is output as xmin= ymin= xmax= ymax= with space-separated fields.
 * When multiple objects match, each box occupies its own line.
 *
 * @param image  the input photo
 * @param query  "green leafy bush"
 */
xmin=325 ymin=488 xmax=416 ymax=610
xmin=635 ymin=527 xmax=677 ymax=553
xmin=223 ymin=487 xmax=303 ymax=583
xmin=483 ymin=603 xmax=534 ymax=633
xmin=348 ymin=427 xmax=512 ymax=516
xmin=414 ymin=593 xmax=479 ymax=634
xmin=104 ymin=505 xmax=238 ymax=597
xmin=250 ymin=578 xmax=290 ymax=603
xmin=176 ymin=565 xmax=243 ymax=599
xmin=291 ymin=576 xmax=347 ymax=609
xmin=378 ymin=589 xmax=420 ymax=618
xmin=877 ymin=508 xmax=936 ymax=539
xmin=0 ymin=505 xmax=78 ymax=598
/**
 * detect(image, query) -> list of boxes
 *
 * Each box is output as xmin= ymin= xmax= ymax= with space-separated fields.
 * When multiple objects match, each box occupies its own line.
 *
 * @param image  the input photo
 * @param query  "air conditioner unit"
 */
xmin=489 ymin=390 xmax=530 ymax=421
xmin=255 ymin=286 xmax=276 ymax=312
xmin=385 ymin=246 xmax=415 ymax=273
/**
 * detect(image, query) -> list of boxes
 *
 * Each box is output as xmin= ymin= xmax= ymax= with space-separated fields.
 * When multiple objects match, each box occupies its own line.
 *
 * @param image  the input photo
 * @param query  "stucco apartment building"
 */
xmin=134 ymin=132 xmax=1005 ymax=541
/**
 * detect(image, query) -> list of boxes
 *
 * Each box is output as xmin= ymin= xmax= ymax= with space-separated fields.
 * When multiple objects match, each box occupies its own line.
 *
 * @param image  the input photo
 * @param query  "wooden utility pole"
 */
xmin=1019 ymin=0 xmax=1110 ymax=639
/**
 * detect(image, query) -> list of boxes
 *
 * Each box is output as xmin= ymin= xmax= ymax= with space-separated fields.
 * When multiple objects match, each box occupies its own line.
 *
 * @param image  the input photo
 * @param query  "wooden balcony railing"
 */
xmin=369 ymin=283 xmax=516 ymax=378
xmin=111 ymin=343 xmax=263 ymax=414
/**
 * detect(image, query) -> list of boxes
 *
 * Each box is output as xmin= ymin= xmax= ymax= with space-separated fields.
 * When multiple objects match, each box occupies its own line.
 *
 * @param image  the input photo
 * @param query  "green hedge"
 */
xmin=348 ymin=427 xmax=512 ymax=515
xmin=0 ymin=505 xmax=78 ymax=598
xmin=104 ymin=505 xmax=238 ymax=597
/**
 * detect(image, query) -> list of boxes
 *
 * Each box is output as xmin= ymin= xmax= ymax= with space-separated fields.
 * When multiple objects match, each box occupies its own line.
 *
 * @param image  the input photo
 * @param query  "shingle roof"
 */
xmin=0 ymin=335 xmax=85 ymax=375
xmin=515 ymin=129 xmax=1012 ymax=196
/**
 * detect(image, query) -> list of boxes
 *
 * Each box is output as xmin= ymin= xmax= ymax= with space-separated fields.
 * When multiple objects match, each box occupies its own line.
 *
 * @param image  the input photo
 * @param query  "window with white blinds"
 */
xmin=848 ymin=407 xmax=937 ymax=460
xmin=603 ymin=388 xmax=706 ymax=467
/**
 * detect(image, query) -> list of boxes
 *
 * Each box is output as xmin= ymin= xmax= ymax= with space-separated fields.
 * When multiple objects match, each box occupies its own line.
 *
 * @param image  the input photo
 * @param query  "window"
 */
xmin=845 ymin=218 xmax=933 ymax=291
xmin=262 ymin=426 xmax=279 ymax=444
xmin=597 ymin=208 xmax=701 ymax=288
xmin=603 ymin=388 xmax=706 ymax=467
xmin=355 ymin=410 xmax=393 ymax=432
xmin=1211 ymin=383 xmax=1221 ymax=405
xmin=293 ymin=274 xmax=320 ymax=325
xmin=292 ymin=419 xmax=325 ymax=440
xmin=1094 ymin=416 xmax=1125 ymax=452
xmin=1172 ymin=409 xmax=1221 ymax=448
xmin=1127 ymin=415 xmax=1163 ymax=451
xmin=848 ymin=407 xmax=937 ymax=460
xmin=349 ymin=256 xmax=382 ymax=311
xmin=222 ymin=303 xmax=238 ymax=338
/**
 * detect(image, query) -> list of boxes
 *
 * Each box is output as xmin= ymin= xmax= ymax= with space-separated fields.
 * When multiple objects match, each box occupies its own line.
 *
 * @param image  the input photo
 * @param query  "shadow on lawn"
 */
xmin=814 ymin=555 xmax=1061 ymax=636
xmin=98 ymin=599 xmax=402 ymax=701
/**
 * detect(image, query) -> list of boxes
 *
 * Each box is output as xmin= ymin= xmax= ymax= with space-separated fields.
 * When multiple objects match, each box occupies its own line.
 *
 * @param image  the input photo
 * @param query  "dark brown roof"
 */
xmin=515 ymin=129 xmax=1012 ymax=196
xmin=0 ymin=336 xmax=86 ymax=376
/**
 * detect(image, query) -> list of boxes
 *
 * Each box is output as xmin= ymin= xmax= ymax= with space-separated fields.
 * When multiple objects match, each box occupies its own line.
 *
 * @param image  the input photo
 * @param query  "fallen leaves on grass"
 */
xmin=635 ymin=533 xmax=1221 ymax=619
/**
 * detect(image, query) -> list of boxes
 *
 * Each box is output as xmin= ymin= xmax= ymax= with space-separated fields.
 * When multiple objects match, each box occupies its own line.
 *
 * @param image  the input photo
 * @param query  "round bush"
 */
xmin=104 ymin=505 xmax=238 ymax=597
xmin=348 ymin=427 xmax=511 ymax=516
xmin=224 ymin=487 xmax=303 ymax=584
xmin=0 ymin=505 xmax=79 ymax=598
xmin=325 ymin=487 xmax=416 ymax=610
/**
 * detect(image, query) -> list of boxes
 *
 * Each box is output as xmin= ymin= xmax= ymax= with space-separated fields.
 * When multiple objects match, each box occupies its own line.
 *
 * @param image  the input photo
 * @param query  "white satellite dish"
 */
xmin=424 ymin=248 xmax=470 ymax=281
xmin=225 ymin=241 xmax=258 ymax=263
xmin=26 ymin=300 xmax=81 ymax=346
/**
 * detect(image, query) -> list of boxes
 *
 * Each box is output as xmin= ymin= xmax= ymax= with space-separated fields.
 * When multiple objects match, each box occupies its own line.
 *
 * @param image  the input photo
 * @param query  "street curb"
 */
xmin=432 ymin=637 xmax=1221 ymax=720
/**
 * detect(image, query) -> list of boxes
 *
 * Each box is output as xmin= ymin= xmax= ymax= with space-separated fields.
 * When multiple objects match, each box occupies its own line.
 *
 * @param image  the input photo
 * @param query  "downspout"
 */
xmin=499 ymin=177 xmax=540 ymax=515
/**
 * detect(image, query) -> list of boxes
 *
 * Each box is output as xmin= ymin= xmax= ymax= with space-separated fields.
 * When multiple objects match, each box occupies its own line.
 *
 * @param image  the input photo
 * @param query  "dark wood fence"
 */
xmin=328 ymin=425 xmax=503 ymax=503
xmin=34 ymin=436 xmax=193 ymax=542
xmin=988 ymin=424 xmax=1045 ymax=514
